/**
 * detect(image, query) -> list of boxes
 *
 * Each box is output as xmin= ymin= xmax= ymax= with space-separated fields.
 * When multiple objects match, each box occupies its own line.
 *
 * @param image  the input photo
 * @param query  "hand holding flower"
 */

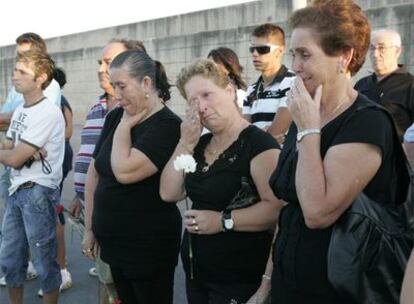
xmin=173 ymin=154 xmax=197 ymax=173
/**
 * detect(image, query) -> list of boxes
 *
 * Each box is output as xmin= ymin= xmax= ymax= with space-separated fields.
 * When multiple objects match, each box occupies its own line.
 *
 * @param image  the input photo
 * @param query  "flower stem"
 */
xmin=185 ymin=196 xmax=194 ymax=280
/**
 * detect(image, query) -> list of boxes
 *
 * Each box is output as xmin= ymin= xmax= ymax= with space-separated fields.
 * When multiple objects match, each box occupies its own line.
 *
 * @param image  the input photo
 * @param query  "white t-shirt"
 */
xmin=236 ymin=89 xmax=246 ymax=109
xmin=405 ymin=123 xmax=414 ymax=143
xmin=6 ymin=97 xmax=65 ymax=195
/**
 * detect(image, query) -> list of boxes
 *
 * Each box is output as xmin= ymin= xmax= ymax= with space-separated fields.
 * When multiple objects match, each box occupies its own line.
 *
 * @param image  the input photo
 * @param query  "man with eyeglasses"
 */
xmin=243 ymin=23 xmax=295 ymax=144
xmin=355 ymin=29 xmax=414 ymax=140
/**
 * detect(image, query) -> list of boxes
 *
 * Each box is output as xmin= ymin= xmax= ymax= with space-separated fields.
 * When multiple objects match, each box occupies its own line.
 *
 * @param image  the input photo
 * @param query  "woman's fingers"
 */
xmin=314 ymin=85 xmax=323 ymax=105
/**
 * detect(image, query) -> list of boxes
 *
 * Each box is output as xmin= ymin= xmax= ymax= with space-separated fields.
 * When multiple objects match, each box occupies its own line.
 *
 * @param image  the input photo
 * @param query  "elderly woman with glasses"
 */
xmin=160 ymin=59 xmax=283 ymax=303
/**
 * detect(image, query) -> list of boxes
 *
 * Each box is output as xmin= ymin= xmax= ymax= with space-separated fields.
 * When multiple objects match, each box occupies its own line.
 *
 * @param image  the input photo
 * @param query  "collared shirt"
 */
xmin=355 ymin=65 xmax=414 ymax=141
xmin=73 ymin=94 xmax=111 ymax=202
xmin=243 ymin=65 xmax=295 ymax=130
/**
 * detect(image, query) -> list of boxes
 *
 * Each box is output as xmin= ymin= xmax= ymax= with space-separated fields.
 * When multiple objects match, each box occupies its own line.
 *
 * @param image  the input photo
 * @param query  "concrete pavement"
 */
xmin=0 ymin=123 xmax=188 ymax=303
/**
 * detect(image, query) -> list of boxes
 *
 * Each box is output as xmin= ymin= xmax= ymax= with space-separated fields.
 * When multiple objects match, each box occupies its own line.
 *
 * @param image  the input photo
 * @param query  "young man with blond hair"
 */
xmin=0 ymin=50 xmax=65 ymax=304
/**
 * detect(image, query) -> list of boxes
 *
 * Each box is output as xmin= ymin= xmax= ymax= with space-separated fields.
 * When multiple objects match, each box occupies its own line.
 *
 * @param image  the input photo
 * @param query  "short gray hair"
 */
xmin=372 ymin=29 xmax=402 ymax=47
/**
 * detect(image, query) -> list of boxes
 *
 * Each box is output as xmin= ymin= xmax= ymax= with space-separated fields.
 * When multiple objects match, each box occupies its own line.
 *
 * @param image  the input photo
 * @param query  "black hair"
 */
xmin=110 ymin=50 xmax=171 ymax=102
xmin=54 ymin=67 xmax=67 ymax=88
xmin=252 ymin=23 xmax=285 ymax=46
xmin=208 ymin=47 xmax=247 ymax=90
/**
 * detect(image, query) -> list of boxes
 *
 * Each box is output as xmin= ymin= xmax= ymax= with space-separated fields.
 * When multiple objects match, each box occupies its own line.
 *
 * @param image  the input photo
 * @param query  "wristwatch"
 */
xmin=222 ymin=210 xmax=234 ymax=231
xmin=296 ymin=128 xmax=321 ymax=142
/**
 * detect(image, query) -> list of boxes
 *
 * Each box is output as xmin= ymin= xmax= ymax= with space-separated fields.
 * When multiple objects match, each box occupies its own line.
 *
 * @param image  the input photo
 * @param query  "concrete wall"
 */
xmin=1 ymin=0 xmax=414 ymax=123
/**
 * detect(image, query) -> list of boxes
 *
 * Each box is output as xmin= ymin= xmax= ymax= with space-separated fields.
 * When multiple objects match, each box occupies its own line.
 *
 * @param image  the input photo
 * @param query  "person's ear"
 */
xmin=36 ymin=73 xmax=48 ymax=89
xmin=395 ymin=46 xmax=402 ymax=60
xmin=141 ymin=75 xmax=153 ymax=95
xmin=225 ymin=83 xmax=235 ymax=100
xmin=338 ymin=48 xmax=354 ymax=74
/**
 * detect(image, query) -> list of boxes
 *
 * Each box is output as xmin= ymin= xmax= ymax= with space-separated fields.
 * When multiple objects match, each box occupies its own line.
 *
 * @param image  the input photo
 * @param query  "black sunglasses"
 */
xmin=249 ymin=44 xmax=279 ymax=55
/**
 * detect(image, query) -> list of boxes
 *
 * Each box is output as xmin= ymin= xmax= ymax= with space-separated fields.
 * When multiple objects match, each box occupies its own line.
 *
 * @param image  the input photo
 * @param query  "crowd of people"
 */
xmin=1 ymin=0 xmax=414 ymax=303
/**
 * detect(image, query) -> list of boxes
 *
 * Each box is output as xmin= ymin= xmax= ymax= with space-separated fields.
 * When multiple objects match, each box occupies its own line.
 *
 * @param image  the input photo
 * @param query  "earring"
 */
xmin=338 ymin=64 xmax=345 ymax=74
xmin=145 ymin=93 xmax=150 ymax=99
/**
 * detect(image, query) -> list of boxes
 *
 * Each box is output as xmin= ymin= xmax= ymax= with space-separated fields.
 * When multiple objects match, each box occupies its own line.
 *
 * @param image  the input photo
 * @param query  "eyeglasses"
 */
xmin=369 ymin=45 xmax=398 ymax=54
xmin=249 ymin=44 xmax=279 ymax=55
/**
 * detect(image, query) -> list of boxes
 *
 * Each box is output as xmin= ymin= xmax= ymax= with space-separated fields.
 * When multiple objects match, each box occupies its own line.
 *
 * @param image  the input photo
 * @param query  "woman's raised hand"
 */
xmin=287 ymin=77 xmax=322 ymax=131
xmin=120 ymin=107 xmax=149 ymax=128
xmin=180 ymin=101 xmax=202 ymax=152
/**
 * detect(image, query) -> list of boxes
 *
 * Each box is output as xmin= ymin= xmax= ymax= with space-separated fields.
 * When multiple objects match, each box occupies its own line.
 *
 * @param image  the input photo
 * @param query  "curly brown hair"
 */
xmin=289 ymin=0 xmax=370 ymax=76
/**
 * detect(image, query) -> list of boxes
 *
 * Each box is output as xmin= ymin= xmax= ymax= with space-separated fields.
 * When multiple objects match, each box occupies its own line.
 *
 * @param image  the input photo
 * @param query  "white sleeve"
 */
xmin=242 ymin=86 xmax=253 ymax=115
xmin=236 ymin=89 xmax=246 ymax=109
xmin=43 ymin=79 xmax=62 ymax=106
xmin=404 ymin=123 xmax=414 ymax=143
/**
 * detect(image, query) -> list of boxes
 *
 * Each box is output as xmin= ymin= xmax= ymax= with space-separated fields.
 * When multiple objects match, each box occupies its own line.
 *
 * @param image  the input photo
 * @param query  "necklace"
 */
xmin=321 ymin=94 xmax=354 ymax=127
xmin=202 ymin=130 xmax=243 ymax=173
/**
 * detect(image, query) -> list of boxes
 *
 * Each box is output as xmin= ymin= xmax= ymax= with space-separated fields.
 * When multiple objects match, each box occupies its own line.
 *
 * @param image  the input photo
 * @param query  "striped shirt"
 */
xmin=243 ymin=65 xmax=295 ymax=130
xmin=73 ymin=94 xmax=111 ymax=203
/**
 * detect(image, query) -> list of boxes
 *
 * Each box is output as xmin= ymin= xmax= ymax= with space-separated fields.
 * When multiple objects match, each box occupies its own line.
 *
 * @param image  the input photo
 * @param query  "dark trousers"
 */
xmin=186 ymin=276 xmax=259 ymax=304
xmin=110 ymin=265 xmax=175 ymax=304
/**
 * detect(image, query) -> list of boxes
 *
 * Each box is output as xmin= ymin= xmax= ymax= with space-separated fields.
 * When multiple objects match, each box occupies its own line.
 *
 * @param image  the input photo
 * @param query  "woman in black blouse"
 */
xmin=265 ymin=1 xmax=410 ymax=303
xmin=82 ymin=50 xmax=182 ymax=304
xmin=160 ymin=59 xmax=283 ymax=303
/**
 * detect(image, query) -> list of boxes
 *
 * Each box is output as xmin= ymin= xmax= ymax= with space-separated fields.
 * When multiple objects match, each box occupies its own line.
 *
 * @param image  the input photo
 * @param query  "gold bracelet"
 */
xmin=262 ymin=274 xmax=271 ymax=281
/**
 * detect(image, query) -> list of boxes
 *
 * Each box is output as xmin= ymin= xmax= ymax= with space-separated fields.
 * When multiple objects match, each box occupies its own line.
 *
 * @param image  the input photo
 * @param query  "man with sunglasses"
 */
xmin=243 ymin=23 xmax=295 ymax=144
xmin=355 ymin=29 xmax=414 ymax=141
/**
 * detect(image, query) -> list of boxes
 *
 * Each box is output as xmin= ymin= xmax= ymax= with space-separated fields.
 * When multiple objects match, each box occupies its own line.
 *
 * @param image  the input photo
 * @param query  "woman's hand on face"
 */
xmin=184 ymin=209 xmax=222 ymax=235
xmin=120 ymin=107 xmax=149 ymax=128
xmin=82 ymin=230 xmax=99 ymax=261
xmin=287 ymin=77 xmax=322 ymax=131
xmin=180 ymin=101 xmax=202 ymax=152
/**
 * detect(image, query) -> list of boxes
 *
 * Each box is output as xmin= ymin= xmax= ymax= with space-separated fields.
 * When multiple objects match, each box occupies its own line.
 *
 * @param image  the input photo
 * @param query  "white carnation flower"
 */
xmin=173 ymin=154 xmax=197 ymax=173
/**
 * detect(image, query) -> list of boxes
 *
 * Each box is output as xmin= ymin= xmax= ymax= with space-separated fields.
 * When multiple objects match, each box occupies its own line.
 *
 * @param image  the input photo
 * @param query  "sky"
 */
xmin=0 ymin=0 xmax=256 ymax=47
